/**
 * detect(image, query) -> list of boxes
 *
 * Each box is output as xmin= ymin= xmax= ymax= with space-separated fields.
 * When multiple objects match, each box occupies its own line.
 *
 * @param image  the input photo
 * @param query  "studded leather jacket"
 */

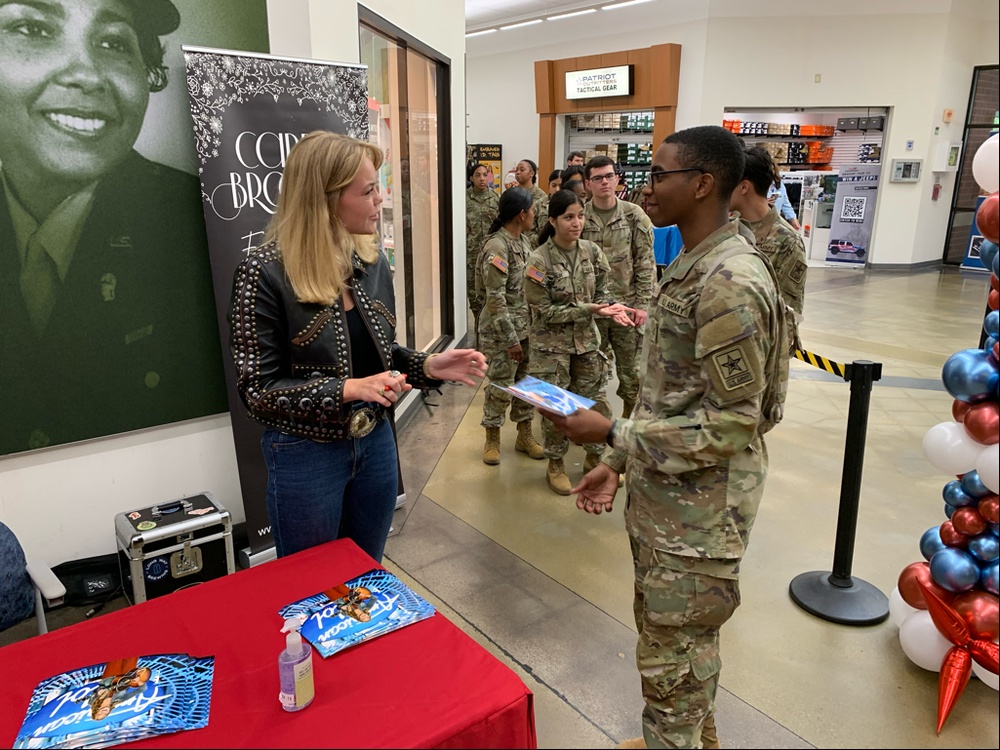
xmin=228 ymin=241 xmax=442 ymax=441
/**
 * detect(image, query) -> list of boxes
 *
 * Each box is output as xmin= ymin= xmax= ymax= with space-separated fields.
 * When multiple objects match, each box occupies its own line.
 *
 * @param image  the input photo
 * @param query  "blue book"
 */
xmin=279 ymin=569 xmax=436 ymax=658
xmin=490 ymin=375 xmax=596 ymax=416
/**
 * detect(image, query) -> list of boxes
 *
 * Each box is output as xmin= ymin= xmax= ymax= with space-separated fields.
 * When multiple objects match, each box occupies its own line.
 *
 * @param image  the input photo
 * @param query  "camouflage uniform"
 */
xmin=581 ymin=199 xmax=655 ymax=414
xmin=526 ymin=194 xmax=549 ymax=250
xmin=466 ymin=186 xmax=500 ymax=315
xmin=478 ymin=228 xmax=534 ymax=428
xmin=524 ymin=238 xmax=614 ymax=460
xmin=602 ymin=219 xmax=782 ymax=748
xmin=740 ymin=207 xmax=807 ymax=317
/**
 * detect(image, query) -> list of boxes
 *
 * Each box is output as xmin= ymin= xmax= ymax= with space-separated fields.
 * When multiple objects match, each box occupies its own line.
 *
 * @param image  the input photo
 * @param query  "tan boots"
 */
xmin=546 ymin=459 xmax=572 ymax=495
xmin=482 ymin=427 xmax=501 ymax=465
xmin=514 ymin=421 xmax=545 ymax=459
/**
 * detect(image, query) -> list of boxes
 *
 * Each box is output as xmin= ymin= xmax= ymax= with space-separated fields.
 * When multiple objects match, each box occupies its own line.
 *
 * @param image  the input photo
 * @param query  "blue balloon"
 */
xmin=986 ymin=310 xmax=1000 ymax=339
xmin=994 ymin=248 xmax=999 ymax=277
xmin=920 ymin=526 xmax=948 ymax=561
xmin=968 ymin=533 xmax=1000 ymax=562
xmin=990 ymin=522 xmax=1000 ymax=536
xmin=930 ymin=547 xmax=980 ymax=592
xmin=982 ymin=560 xmax=999 ymax=595
xmin=981 ymin=240 xmax=1000 ymax=271
xmin=961 ymin=470 xmax=993 ymax=499
xmin=942 ymin=349 xmax=1000 ymax=402
xmin=944 ymin=502 xmax=957 ymax=519
xmin=985 ymin=335 xmax=999 ymax=353
xmin=943 ymin=480 xmax=978 ymax=507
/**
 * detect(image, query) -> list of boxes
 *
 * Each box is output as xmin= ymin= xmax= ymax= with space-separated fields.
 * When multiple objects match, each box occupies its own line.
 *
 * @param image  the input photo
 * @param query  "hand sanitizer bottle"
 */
xmin=278 ymin=616 xmax=314 ymax=711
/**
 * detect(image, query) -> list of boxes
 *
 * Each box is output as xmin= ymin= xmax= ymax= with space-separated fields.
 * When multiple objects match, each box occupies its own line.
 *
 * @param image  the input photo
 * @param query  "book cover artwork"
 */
xmin=279 ymin=568 xmax=436 ymax=658
xmin=14 ymin=654 xmax=214 ymax=749
xmin=490 ymin=376 xmax=596 ymax=416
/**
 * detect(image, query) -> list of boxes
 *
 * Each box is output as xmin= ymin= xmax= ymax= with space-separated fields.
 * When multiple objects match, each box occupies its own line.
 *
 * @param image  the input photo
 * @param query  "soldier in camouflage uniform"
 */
xmin=582 ymin=156 xmax=656 ymax=423
xmin=545 ymin=128 xmax=784 ymax=749
xmin=476 ymin=187 xmax=545 ymax=465
xmin=524 ymin=189 xmax=635 ymax=496
xmin=730 ymin=146 xmax=808 ymax=320
xmin=466 ymin=162 xmax=500 ymax=331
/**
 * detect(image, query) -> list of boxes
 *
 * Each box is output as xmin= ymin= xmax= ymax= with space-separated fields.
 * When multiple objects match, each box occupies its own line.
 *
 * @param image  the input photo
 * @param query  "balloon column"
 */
xmin=889 ymin=133 xmax=1000 ymax=734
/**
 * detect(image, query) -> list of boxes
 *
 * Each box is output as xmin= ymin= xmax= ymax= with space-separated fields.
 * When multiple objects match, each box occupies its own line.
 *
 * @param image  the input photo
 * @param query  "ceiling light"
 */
xmin=602 ymin=0 xmax=654 ymax=10
xmin=547 ymin=8 xmax=598 ymax=21
xmin=499 ymin=19 xmax=544 ymax=30
xmin=465 ymin=28 xmax=497 ymax=37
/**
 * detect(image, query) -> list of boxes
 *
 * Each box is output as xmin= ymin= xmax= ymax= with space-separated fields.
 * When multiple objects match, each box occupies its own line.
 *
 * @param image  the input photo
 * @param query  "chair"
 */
xmin=0 ymin=522 xmax=66 ymax=635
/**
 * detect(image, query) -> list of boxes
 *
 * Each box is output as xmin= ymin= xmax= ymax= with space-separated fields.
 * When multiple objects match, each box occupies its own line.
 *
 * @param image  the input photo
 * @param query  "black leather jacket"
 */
xmin=228 ymin=241 xmax=442 ymax=440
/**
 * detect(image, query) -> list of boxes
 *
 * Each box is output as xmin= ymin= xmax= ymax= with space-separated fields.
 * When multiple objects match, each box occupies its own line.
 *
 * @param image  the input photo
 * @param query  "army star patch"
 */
xmin=526 ymin=265 xmax=545 ymax=284
xmin=713 ymin=345 xmax=754 ymax=390
xmin=490 ymin=255 xmax=508 ymax=272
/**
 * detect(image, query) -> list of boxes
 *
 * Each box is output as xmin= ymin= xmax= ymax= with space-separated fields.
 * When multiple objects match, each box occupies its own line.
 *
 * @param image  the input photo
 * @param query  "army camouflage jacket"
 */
xmin=604 ymin=220 xmax=783 ymax=561
xmin=466 ymin=187 xmax=499 ymax=261
xmin=524 ymin=238 xmax=614 ymax=355
xmin=526 ymin=194 xmax=549 ymax=250
xmin=581 ymin=198 xmax=655 ymax=310
xmin=477 ymin=227 xmax=532 ymax=348
xmin=739 ymin=207 xmax=807 ymax=316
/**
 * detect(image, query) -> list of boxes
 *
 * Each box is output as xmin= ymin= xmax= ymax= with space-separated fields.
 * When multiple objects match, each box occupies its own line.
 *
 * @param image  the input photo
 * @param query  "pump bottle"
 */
xmin=278 ymin=616 xmax=315 ymax=711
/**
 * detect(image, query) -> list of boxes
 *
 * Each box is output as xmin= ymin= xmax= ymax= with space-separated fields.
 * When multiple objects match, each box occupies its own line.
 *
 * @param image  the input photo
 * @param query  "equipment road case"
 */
xmin=115 ymin=492 xmax=235 ymax=604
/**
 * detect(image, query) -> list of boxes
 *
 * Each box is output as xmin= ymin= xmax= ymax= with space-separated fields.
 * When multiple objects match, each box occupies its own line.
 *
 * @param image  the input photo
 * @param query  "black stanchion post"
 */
xmin=789 ymin=360 xmax=889 ymax=626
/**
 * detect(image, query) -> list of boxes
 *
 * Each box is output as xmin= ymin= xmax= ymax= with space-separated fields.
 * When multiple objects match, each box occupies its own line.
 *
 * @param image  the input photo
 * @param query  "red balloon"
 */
xmin=898 ymin=561 xmax=955 ymax=608
xmin=937 ymin=646 xmax=972 ymax=734
xmin=979 ymin=494 xmax=1000 ymax=523
xmin=990 ymin=288 xmax=999 ymax=311
xmin=963 ymin=401 xmax=1000 ymax=445
xmin=951 ymin=590 xmax=1000 ymax=640
xmin=977 ymin=192 xmax=999 ymax=244
xmin=952 ymin=399 xmax=972 ymax=423
xmin=920 ymin=582 xmax=972 ymax=646
xmin=939 ymin=521 xmax=968 ymax=548
xmin=968 ymin=638 xmax=999 ymax=674
xmin=992 ymin=273 xmax=1000 ymax=291
xmin=952 ymin=506 xmax=988 ymax=536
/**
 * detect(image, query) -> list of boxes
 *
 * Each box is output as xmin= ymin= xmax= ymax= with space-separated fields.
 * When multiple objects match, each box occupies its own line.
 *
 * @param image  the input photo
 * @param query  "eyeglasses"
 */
xmin=648 ymin=167 xmax=706 ymax=185
xmin=588 ymin=173 xmax=618 ymax=183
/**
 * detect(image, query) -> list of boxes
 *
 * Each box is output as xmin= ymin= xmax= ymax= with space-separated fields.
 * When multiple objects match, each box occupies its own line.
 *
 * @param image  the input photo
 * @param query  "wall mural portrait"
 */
xmin=0 ymin=0 xmax=269 ymax=455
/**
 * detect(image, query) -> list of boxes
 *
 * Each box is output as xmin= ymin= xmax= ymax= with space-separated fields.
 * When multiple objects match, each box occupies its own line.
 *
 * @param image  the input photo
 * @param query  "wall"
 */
xmin=467 ymin=0 xmax=999 ymax=267
xmin=0 ymin=0 xmax=467 ymax=567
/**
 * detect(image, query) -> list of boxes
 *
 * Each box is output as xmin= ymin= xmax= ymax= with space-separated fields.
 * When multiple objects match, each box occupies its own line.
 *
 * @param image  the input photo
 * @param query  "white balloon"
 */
xmin=972 ymin=134 xmax=1000 ymax=194
xmin=888 ymin=586 xmax=919 ymax=629
xmin=971 ymin=639 xmax=1000 ymax=690
xmin=899 ymin=610 xmax=953 ymax=671
xmin=976 ymin=443 xmax=999 ymax=494
xmin=922 ymin=421 xmax=984 ymax=476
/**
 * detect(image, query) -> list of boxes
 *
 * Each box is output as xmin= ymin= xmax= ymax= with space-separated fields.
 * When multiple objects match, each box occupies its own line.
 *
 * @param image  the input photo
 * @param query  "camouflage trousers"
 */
xmin=481 ymin=337 xmax=534 ymax=428
xmin=628 ymin=534 xmax=741 ymax=749
xmin=596 ymin=317 xmax=643 ymax=405
xmin=467 ymin=253 xmax=484 ymax=317
xmin=528 ymin=348 xmax=606 ymax=459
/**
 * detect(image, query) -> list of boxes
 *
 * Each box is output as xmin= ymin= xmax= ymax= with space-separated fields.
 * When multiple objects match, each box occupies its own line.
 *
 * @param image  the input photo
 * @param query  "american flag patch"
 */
xmin=490 ymin=255 xmax=508 ymax=272
xmin=526 ymin=265 xmax=545 ymax=284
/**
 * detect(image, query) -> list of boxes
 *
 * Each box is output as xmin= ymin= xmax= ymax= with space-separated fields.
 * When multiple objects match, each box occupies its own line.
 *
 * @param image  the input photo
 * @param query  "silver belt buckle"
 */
xmin=348 ymin=407 xmax=378 ymax=439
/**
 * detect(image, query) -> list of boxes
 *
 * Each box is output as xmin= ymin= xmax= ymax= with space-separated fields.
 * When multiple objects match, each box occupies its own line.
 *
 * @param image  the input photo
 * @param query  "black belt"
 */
xmin=348 ymin=402 xmax=389 ymax=439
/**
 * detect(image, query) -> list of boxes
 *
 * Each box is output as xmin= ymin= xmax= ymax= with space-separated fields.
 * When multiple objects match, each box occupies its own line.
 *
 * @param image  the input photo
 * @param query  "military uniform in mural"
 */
xmin=739 ymin=206 xmax=807 ymax=317
xmin=465 ymin=186 xmax=499 ymax=316
xmin=477 ymin=228 xmax=533 ymax=428
xmin=524 ymin=238 xmax=613 ymax=462
xmin=602 ymin=219 xmax=783 ymax=747
xmin=581 ymin=198 xmax=655 ymax=418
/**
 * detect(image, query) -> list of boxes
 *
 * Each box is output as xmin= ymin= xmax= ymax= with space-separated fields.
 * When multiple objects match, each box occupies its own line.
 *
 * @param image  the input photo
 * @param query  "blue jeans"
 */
xmin=262 ymin=418 xmax=398 ymax=562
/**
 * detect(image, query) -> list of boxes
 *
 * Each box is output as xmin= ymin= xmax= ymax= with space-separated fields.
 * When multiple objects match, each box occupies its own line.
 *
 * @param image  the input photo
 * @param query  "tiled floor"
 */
xmin=4 ymin=264 xmax=998 ymax=749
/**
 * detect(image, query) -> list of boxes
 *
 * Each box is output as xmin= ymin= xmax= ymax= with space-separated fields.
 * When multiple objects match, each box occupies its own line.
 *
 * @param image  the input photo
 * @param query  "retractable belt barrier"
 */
xmin=787 ymin=349 xmax=889 ymax=627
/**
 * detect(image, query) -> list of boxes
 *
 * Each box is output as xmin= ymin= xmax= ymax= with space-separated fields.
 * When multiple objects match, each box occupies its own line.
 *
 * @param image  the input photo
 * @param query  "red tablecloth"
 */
xmin=1 ymin=539 xmax=537 ymax=749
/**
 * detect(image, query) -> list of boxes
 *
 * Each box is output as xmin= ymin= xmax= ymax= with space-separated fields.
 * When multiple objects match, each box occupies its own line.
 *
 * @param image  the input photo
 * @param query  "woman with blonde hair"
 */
xmin=229 ymin=131 xmax=487 ymax=561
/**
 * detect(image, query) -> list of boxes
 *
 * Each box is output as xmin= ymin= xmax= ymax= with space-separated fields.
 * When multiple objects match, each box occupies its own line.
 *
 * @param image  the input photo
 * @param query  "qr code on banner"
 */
xmin=840 ymin=196 xmax=867 ymax=223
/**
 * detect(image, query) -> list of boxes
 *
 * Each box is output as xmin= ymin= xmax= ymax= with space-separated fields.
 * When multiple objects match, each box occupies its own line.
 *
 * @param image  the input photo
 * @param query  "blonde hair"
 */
xmin=264 ymin=131 xmax=382 ymax=304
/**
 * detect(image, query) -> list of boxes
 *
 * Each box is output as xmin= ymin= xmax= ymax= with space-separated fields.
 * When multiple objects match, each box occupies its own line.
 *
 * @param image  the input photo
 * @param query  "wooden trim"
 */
xmin=538 ymin=114 xmax=556 ymax=180
xmin=652 ymin=106 xmax=677 ymax=152
xmin=649 ymin=44 xmax=681 ymax=108
xmin=535 ymin=60 xmax=554 ymax=114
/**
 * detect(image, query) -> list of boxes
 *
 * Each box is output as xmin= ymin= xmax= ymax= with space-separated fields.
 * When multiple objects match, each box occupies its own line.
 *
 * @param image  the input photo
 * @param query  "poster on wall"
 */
xmin=182 ymin=47 xmax=371 ymax=554
xmin=825 ymin=163 xmax=881 ymax=267
xmin=468 ymin=144 xmax=503 ymax=196
xmin=0 ymin=0 xmax=268 ymax=456
xmin=961 ymin=196 xmax=989 ymax=271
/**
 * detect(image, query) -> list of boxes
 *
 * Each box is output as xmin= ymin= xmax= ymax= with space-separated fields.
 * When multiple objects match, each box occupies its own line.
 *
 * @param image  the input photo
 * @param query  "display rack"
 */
xmin=566 ymin=111 xmax=655 ymax=193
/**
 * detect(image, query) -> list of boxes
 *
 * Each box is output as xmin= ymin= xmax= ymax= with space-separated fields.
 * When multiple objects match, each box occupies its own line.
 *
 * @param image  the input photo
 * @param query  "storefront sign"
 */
xmin=565 ymin=65 xmax=633 ymax=100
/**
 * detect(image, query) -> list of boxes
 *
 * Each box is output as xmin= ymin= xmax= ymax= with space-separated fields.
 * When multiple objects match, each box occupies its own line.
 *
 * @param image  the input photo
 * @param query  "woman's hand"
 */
xmin=343 ymin=370 xmax=411 ymax=407
xmin=426 ymin=349 xmax=489 ymax=385
xmin=507 ymin=342 xmax=524 ymax=363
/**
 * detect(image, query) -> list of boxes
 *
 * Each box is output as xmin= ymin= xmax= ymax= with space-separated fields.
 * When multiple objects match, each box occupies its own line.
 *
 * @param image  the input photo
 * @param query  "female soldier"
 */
xmin=524 ymin=189 xmax=634 ymax=495
xmin=513 ymin=158 xmax=547 ymax=203
xmin=476 ymin=186 xmax=544 ymax=465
